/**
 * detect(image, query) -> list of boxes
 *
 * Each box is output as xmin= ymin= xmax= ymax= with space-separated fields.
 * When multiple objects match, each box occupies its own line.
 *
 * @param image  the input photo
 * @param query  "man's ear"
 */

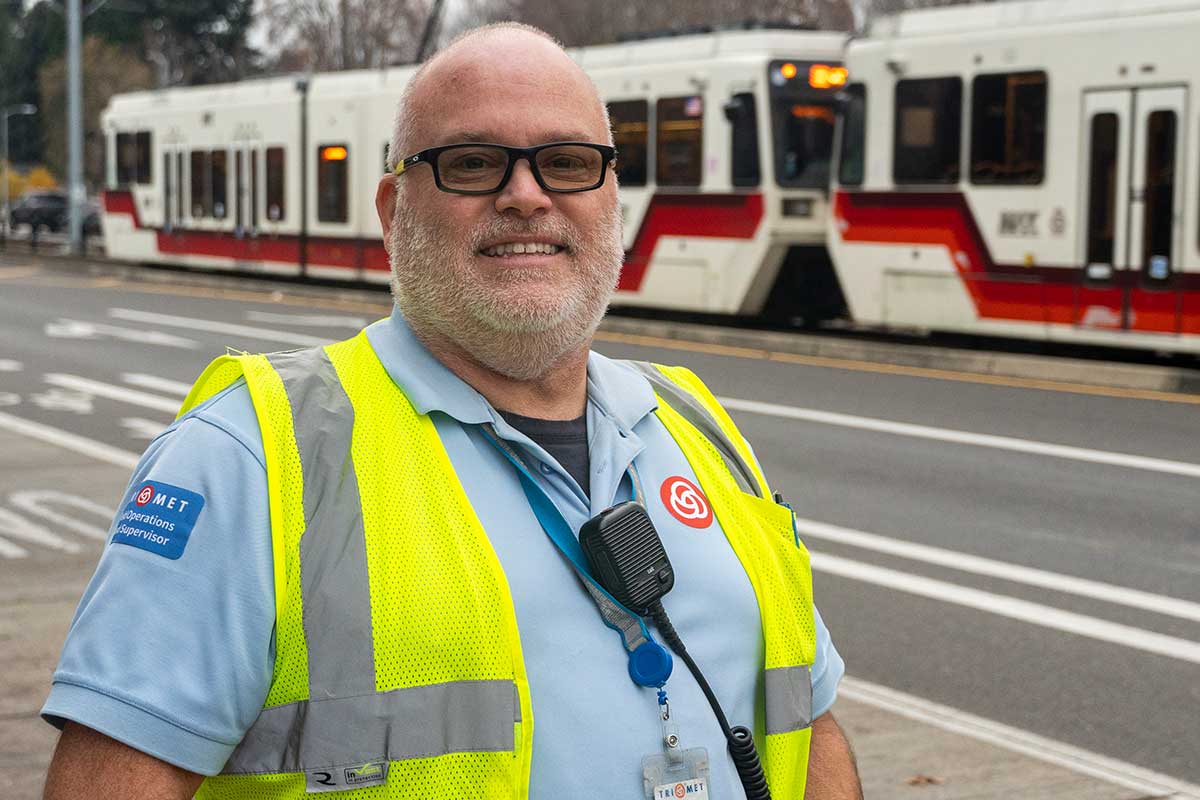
xmin=375 ymin=175 xmax=398 ymax=250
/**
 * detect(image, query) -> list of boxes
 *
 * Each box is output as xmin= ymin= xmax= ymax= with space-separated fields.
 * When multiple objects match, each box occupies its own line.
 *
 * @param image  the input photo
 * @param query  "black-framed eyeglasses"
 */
xmin=393 ymin=141 xmax=617 ymax=194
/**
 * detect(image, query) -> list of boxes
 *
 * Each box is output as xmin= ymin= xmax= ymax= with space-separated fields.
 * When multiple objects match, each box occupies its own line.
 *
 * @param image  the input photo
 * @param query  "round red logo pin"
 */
xmin=135 ymin=485 xmax=155 ymax=506
xmin=674 ymin=784 xmax=686 ymax=799
xmin=660 ymin=476 xmax=713 ymax=529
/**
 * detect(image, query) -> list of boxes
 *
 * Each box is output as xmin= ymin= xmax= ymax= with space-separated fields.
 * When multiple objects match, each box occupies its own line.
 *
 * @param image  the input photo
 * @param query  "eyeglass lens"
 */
xmin=436 ymin=145 xmax=605 ymax=191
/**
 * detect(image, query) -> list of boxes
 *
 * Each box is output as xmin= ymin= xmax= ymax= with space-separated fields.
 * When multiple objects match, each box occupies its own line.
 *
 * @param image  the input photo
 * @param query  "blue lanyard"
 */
xmin=482 ymin=424 xmax=673 ymax=688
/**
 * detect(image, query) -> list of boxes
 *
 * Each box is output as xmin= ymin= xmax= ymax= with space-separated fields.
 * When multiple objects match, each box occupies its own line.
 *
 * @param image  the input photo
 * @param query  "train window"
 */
xmin=727 ymin=93 xmax=760 ymax=187
xmin=317 ymin=144 xmax=349 ymax=223
xmin=135 ymin=131 xmax=152 ymax=185
xmin=894 ymin=77 xmax=962 ymax=184
xmin=656 ymin=96 xmax=703 ymax=186
xmin=190 ymin=150 xmax=210 ymax=217
xmin=838 ymin=84 xmax=866 ymax=186
xmin=116 ymin=133 xmax=136 ymax=186
xmin=970 ymin=72 xmax=1046 ymax=185
xmin=1143 ymin=110 xmax=1176 ymax=280
xmin=609 ymin=100 xmax=649 ymax=186
xmin=266 ymin=146 xmax=285 ymax=222
xmin=211 ymin=150 xmax=228 ymax=219
xmin=772 ymin=101 xmax=835 ymax=189
xmin=1085 ymin=113 xmax=1118 ymax=267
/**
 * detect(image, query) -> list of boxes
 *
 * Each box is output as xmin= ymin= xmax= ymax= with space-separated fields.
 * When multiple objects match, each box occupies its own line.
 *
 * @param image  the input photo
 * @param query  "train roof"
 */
xmin=105 ymin=28 xmax=845 ymax=118
xmin=868 ymin=0 xmax=1200 ymax=39
xmin=571 ymin=29 xmax=845 ymax=69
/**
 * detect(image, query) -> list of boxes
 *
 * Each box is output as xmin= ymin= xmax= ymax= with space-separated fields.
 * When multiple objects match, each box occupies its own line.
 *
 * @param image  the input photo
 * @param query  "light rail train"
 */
xmin=829 ymin=0 xmax=1200 ymax=353
xmin=100 ymin=29 xmax=849 ymax=322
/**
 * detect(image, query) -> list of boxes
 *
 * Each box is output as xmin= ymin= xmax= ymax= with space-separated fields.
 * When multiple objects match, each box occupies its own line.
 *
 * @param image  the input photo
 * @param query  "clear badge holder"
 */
xmin=642 ymin=694 xmax=711 ymax=800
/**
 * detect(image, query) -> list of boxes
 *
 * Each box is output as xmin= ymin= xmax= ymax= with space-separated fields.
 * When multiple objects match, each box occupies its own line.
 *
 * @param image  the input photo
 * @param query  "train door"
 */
xmin=234 ymin=142 xmax=259 ymax=238
xmin=163 ymin=150 xmax=174 ymax=233
xmin=1079 ymin=88 xmax=1185 ymax=333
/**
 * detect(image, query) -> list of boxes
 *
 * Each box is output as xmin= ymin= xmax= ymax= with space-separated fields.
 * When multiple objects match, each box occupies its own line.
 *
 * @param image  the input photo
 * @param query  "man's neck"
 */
xmin=417 ymin=329 xmax=590 ymax=420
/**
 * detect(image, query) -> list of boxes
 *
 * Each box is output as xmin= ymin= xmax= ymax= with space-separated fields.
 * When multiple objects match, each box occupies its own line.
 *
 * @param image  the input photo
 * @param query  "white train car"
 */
xmin=101 ymin=29 xmax=849 ymax=320
xmin=829 ymin=0 xmax=1200 ymax=352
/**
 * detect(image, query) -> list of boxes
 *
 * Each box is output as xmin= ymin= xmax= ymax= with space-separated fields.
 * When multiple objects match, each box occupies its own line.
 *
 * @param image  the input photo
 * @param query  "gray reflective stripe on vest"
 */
xmin=222 ymin=679 xmax=520 ymax=774
xmin=623 ymin=361 xmax=763 ymax=498
xmin=267 ymin=348 xmax=376 ymax=700
xmin=764 ymin=665 xmax=813 ymax=734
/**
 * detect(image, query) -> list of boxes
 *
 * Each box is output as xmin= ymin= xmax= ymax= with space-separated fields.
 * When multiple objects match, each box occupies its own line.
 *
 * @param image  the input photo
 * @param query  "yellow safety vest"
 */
xmin=179 ymin=330 xmax=816 ymax=799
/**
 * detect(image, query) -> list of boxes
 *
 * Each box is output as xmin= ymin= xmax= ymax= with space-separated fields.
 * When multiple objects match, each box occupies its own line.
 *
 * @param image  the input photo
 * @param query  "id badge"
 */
xmin=643 ymin=745 xmax=710 ymax=800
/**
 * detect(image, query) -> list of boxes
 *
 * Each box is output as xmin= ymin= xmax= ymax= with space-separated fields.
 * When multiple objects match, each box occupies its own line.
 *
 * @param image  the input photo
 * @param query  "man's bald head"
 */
xmin=386 ymin=23 xmax=611 ymax=174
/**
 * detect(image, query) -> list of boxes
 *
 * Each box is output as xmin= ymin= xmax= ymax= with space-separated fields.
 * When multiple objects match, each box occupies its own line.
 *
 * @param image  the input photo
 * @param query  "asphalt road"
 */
xmin=1 ymin=256 xmax=1197 ymax=794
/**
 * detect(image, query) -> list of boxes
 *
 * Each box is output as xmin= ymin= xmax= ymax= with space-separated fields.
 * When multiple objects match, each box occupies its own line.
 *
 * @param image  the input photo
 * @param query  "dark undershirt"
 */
xmin=498 ymin=409 xmax=590 ymax=498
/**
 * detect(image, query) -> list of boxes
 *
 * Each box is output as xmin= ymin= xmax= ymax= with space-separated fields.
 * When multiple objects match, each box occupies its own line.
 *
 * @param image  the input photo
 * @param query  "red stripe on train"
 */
xmin=618 ymin=193 xmax=764 ymax=292
xmin=104 ymin=190 xmax=763 ymax=290
xmin=834 ymin=190 xmax=1200 ymax=335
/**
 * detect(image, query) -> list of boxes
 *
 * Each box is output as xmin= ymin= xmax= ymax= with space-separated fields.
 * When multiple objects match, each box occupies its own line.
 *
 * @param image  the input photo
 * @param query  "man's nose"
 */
xmin=495 ymin=158 xmax=553 ymax=218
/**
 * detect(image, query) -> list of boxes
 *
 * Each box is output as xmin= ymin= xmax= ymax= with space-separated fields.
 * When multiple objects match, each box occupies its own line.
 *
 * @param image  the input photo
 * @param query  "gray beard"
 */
xmin=388 ymin=199 xmax=624 ymax=381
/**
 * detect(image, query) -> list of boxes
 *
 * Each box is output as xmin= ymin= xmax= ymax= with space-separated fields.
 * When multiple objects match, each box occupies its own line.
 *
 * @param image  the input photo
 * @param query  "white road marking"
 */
xmin=811 ymin=551 xmax=1200 ymax=665
xmin=31 ymin=388 xmax=94 ymax=414
xmin=797 ymin=517 xmax=1200 ymax=624
xmin=121 ymin=417 xmax=168 ymax=440
xmin=109 ymin=308 xmax=331 ymax=347
xmin=121 ymin=373 xmax=192 ymax=397
xmin=0 ymin=392 xmax=21 ymax=407
xmin=0 ymin=506 xmax=82 ymax=554
xmin=9 ymin=490 xmax=113 ymax=541
xmin=0 ymin=411 xmax=139 ymax=469
xmin=0 ymin=359 xmax=23 ymax=372
xmin=43 ymin=374 xmax=181 ymax=414
xmin=840 ymin=676 xmax=1200 ymax=799
xmin=44 ymin=319 xmax=198 ymax=349
xmin=720 ymin=396 xmax=1200 ymax=479
xmin=245 ymin=311 xmax=367 ymax=328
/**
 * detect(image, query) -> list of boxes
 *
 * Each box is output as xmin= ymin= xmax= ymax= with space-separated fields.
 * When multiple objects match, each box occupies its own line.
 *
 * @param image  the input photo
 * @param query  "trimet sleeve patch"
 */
xmin=111 ymin=481 xmax=206 ymax=560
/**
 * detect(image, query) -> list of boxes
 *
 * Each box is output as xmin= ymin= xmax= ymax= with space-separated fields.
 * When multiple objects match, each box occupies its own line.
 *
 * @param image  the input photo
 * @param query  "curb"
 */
xmin=598 ymin=316 xmax=1200 ymax=395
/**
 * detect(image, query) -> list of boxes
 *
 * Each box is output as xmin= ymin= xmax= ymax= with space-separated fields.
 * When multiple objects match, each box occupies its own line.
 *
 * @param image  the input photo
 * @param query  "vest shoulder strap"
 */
xmin=622 ymin=360 xmax=767 ymax=499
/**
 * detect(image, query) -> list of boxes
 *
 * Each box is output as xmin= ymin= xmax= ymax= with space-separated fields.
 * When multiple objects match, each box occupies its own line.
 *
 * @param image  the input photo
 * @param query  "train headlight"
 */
xmin=782 ymin=198 xmax=814 ymax=218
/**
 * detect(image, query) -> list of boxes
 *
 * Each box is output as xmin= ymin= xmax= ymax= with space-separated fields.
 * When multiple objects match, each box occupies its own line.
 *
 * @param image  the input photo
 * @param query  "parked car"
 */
xmin=8 ymin=190 xmax=101 ymax=235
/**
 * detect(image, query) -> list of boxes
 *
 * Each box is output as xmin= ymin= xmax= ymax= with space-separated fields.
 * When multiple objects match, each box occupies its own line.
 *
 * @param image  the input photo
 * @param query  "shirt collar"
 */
xmin=364 ymin=305 xmax=660 ymax=430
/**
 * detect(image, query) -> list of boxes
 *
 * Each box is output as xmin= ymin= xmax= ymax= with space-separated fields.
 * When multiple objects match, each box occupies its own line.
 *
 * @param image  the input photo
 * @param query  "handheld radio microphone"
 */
xmin=580 ymin=502 xmax=772 ymax=800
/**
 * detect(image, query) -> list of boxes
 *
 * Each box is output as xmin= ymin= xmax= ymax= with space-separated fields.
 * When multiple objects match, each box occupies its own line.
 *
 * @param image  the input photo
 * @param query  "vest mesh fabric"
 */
xmin=177 ymin=339 xmax=812 ymax=799
xmin=650 ymin=365 xmax=815 ymax=798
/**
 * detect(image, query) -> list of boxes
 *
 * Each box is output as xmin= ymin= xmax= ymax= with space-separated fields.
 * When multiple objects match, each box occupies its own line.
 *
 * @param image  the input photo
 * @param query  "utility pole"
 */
xmin=67 ymin=0 xmax=84 ymax=255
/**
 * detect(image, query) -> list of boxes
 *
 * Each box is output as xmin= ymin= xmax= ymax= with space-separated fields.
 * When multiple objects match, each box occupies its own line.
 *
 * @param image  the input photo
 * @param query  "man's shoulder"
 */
xmin=158 ymin=378 xmax=265 ymax=469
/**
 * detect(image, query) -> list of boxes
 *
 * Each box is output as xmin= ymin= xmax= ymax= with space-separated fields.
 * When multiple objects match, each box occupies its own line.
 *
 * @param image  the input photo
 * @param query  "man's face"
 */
xmin=385 ymin=36 xmax=623 ymax=381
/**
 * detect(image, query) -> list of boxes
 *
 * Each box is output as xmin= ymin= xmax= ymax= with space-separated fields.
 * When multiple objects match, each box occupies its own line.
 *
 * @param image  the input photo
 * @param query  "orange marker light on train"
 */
xmin=780 ymin=62 xmax=798 ymax=80
xmin=321 ymin=146 xmax=348 ymax=161
xmin=809 ymin=64 xmax=832 ymax=89
xmin=828 ymin=67 xmax=848 ymax=87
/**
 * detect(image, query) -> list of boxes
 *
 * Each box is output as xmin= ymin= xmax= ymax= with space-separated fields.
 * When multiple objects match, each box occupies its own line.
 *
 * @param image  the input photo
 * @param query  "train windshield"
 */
xmin=768 ymin=60 xmax=842 ymax=189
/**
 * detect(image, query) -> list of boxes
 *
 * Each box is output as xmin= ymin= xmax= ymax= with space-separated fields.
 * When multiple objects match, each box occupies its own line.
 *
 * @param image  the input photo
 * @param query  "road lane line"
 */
xmin=798 ymin=517 xmax=1200 ymax=623
xmin=811 ymin=551 xmax=1200 ymax=665
xmin=721 ymin=396 xmax=1200 ymax=478
xmin=109 ymin=308 xmax=333 ymax=346
xmin=121 ymin=373 xmax=191 ymax=397
xmin=245 ymin=311 xmax=367 ymax=328
xmin=44 ymin=374 xmax=181 ymax=414
xmin=0 ymin=411 xmax=139 ymax=468
xmin=839 ymin=676 xmax=1200 ymax=799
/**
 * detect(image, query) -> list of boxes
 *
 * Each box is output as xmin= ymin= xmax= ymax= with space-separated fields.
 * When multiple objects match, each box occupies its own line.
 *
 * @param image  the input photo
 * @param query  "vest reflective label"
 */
xmin=305 ymin=760 xmax=389 ymax=793
xmin=660 ymin=476 xmax=713 ymax=529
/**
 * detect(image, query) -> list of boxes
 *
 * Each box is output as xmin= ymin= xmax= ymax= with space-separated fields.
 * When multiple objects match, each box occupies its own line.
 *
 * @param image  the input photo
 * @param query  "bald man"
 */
xmin=42 ymin=24 xmax=861 ymax=799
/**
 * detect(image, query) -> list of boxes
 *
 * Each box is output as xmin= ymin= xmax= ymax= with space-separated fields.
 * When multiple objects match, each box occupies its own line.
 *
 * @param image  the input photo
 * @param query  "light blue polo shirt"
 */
xmin=43 ymin=307 xmax=844 ymax=797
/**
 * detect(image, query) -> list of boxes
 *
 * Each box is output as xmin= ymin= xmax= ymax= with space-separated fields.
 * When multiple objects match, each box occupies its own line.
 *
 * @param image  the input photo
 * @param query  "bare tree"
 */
xmin=449 ymin=0 xmax=863 ymax=48
xmin=39 ymin=36 xmax=155 ymax=188
xmin=261 ymin=0 xmax=432 ymax=71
